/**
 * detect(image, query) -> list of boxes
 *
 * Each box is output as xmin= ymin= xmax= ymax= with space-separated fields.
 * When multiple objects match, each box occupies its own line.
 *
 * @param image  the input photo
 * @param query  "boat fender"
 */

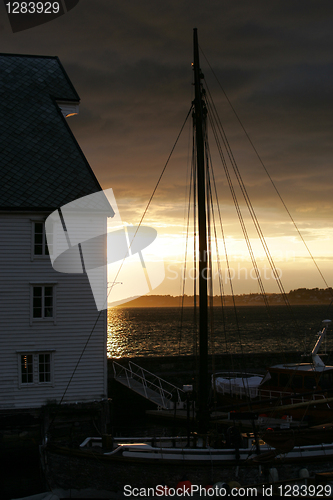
xmin=213 ymin=482 xmax=230 ymax=494
xmin=299 ymin=468 xmax=310 ymax=479
xmin=268 ymin=468 xmax=279 ymax=483
xmin=221 ymin=483 xmax=231 ymax=494
xmin=196 ymin=436 xmax=204 ymax=448
xmin=229 ymin=481 xmax=241 ymax=490
xmin=176 ymin=479 xmax=192 ymax=494
xmin=213 ymin=481 xmax=227 ymax=489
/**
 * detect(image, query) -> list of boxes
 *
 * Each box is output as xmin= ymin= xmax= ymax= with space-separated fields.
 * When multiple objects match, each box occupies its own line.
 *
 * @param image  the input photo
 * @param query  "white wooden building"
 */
xmin=0 ymin=54 xmax=111 ymax=412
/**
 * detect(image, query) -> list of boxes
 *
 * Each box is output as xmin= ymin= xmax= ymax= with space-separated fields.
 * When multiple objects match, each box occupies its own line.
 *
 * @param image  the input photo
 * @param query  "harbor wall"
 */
xmin=108 ymin=351 xmax=303 ymax=387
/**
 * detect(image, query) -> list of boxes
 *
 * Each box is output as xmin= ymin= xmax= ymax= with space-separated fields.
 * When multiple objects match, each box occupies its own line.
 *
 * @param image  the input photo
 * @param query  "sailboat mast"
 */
xmin=193 ymin=28 xmax=209 ymax=433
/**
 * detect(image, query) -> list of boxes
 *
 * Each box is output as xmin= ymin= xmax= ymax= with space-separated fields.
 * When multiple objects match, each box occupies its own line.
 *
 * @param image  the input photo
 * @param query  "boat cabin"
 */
xmin=259 ymin=320 xmax=333 ymax=398
xmin=259 ymin=363 xmax=333 ymax=395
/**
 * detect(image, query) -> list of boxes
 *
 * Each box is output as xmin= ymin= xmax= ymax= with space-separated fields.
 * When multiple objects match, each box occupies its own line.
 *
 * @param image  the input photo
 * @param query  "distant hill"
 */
xmin=110 ymin=288 xmax=333 ymax=307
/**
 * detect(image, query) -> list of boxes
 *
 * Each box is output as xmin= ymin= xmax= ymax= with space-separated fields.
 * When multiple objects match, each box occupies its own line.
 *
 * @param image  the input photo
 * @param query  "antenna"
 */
xmin=311 ymin=319 xmax=331 ymax=368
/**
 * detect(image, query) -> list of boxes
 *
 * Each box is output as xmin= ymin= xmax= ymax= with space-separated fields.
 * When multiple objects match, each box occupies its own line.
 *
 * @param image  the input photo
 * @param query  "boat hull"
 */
xmin=43 ymin=440 xmax=333 ymax=493
xmin=216 ymin=393 xmax=333 ymax=426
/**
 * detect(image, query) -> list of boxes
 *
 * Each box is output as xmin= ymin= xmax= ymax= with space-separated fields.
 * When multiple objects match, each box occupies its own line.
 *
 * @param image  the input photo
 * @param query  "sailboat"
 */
xmin=213 ymin=319 xmax=333 ymax=426
xmin=42 ymin=29 xmax=333 ymax=492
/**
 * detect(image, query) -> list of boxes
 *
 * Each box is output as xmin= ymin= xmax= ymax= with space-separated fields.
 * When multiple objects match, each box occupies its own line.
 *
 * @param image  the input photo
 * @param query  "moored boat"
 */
xmin=213 ymin=320 xmax=333 ymax=425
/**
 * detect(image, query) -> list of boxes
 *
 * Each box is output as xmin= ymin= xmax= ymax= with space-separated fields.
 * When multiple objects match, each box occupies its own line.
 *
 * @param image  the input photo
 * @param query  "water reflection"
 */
xmin=107 ymin=307 xmax=190 ymax=358
xmin=107 ymin=305 xmax=333 ymax=359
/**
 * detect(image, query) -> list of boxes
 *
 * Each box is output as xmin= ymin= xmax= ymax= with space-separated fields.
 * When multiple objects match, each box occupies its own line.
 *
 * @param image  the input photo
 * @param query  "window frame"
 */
xmin=31 ymin=219 xmax=52 ymax=260
xmin=38 ymin=353 xmax=52 ymax=383
xmin=18 ymin=351 xmax=55 ymax=388
xmin=20 ymin=353 xmax=34 ymax=385
xmin=30 ymin=282 xmax=57 ymax=325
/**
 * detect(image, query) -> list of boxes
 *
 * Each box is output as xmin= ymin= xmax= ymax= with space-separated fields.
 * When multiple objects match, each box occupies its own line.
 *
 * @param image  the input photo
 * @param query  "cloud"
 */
xmin=1 ymin=0 xmax=332 ymax=277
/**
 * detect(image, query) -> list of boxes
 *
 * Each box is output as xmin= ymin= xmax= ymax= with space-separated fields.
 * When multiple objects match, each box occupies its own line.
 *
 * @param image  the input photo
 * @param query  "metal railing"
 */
xmin=258 ymin=389 xmax=326 ymax=405
xmin=113 ymin=361 xmax=185 ymax=409
xmin=213 ymin=372 xmax=327 ymax=404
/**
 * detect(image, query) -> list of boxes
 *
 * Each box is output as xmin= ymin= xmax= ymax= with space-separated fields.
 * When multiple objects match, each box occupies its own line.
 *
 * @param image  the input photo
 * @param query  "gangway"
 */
xmin=112 ymin=361 xmax=186 ymax=409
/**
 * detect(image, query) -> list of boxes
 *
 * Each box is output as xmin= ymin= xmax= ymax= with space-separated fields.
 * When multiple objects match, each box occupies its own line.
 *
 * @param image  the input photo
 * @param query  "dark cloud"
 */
xmin=1 ymin=0 xmax=332 ymax=228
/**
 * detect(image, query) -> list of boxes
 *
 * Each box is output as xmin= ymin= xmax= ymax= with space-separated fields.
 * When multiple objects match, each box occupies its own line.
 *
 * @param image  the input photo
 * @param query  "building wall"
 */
xmin=0 ymin=212 xmax=107 ymax=409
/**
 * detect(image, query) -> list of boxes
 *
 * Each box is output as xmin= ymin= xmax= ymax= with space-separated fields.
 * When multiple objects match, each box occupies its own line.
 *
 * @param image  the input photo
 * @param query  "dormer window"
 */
xmin=56 ymin=100 xmax=79 ymax=118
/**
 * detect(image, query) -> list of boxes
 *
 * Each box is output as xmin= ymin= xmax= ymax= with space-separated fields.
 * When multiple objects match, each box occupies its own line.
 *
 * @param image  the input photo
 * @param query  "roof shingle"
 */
xmin=0 ymin=54 xmax=103 ymax=210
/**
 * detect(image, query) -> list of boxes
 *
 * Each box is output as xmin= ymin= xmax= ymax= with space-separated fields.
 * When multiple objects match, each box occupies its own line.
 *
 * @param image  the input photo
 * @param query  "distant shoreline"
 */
xmin=109 ymin=288 xmax=333 ymax=308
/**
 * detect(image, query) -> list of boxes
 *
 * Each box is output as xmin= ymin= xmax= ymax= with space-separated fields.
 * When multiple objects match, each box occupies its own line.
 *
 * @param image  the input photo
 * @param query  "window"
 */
xmin=33 ymin=285 xmax=53 ymax=319
xmin=32 ymin=221 xmax=52 ymax=257
xmin=30 ymin=283 xmax=57 ymax=325
xmin=291 ymin=375 xmax=303 ymax=390
xmin=319 ymin=371 xmax=333 ymax=390
xmin=19 ymin=352 xmax=53 ymax=386
xmin=39 ymin=353 xmax=51 ymax=383
xmin=304 ymin=375 xmax=317 ymax=390
xmin=279 ymin=374 xmax=290 ymax=389
xmin=21 ymin=354 xmax=33 ymax=384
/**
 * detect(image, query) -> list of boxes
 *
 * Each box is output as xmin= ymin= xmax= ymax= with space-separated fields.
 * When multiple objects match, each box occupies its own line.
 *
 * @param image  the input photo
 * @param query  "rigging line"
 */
xmin=205 ymin=84 xmax=293 ymax=315
xmin=205 ymin=138 xmax=213 ymax=333
xmin=205 ymin=87 xmax=304 ymax=381
xmin=193 ymin=132 xmax=198 ymax=361
xmin=205 ymin=139 xmax=236 ymax=350
xmin=207 ymin=103 xmax=270 ymax=311
xmin=206 ymin=107 xmax=293 ymax=397
xmin=205 ymin=163 xmax=219 ymax=409
xmin=205 ymin=149 xmax=217 ymax=406
xmin=205 ymin=142 xmax=238 ymax=373
xmin=206 ymin=99 xmax=296 ymax=396
xmin=107 ymin=105 xmax=194 ymax=304
xmin=206 ymin=88 xmax=297 ymax=354
xmin=200 ymin=47 xmax=331 ymax=294
xmin=205 ymin=148 xmax=234 ymax=401
xmin=207 ymin=97 xmax=316 ymax=398
xmin=49 ymin=107 xmax=193 ymax=433
xmin=178 ymin=108 xmax=195 ymax=352
xmin=206 ymin=153 xmax=229 ymax=357
xmin=205 ymin=154 xmax=226 ymax=314
xmin=206 ymin=114 xmax=255 ymax=305
xmin=46 ymin=308 xmax=104 ymax=433
xmin=178 ymin=148 xmax=194 ymax=355
xmin=136 ymin=106 xmax=193 ymax=231
xmin=206 ymin=142 xmax=254 ymax=409
xmin=205 ymin=131 xmax=258 ymax=401
xmin=48 ymin=273 xmax=122 ymax=433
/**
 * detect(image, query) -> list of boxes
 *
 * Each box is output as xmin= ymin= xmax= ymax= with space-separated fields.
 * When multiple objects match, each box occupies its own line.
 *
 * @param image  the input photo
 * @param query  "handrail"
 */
xmin=128 ymin=361 xmax=185 ymax=404
xmin=213 ymin=372 xmax=327 ymax=402
xmin=215 ymin=381 xmax=327 ymax=401
xmin=113 ymin=361 xmax=185 ymax=408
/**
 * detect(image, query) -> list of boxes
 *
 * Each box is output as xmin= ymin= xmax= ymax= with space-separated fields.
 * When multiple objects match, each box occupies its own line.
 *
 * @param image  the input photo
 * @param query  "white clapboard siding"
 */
xmin=0 ymin=212 xmax=107 ymax=409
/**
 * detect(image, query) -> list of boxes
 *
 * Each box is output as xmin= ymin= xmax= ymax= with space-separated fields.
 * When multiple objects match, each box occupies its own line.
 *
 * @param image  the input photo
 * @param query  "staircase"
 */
xmin=113 ymin=361 xmax=185 ymax=409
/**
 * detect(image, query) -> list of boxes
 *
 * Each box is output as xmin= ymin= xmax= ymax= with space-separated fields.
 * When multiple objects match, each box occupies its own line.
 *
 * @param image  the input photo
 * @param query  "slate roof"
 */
xmin=0 ymin=54 xmax=103 ymax=211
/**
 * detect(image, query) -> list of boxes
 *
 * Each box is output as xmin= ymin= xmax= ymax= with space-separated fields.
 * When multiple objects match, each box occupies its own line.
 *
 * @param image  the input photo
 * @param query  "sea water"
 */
xmin=107 ymin=304 xmax=333 ymax=359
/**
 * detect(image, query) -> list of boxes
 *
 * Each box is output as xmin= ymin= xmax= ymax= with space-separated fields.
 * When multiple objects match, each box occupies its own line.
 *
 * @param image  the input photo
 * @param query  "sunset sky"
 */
xmin=1 ymin=1 xmax=333 ymax=299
